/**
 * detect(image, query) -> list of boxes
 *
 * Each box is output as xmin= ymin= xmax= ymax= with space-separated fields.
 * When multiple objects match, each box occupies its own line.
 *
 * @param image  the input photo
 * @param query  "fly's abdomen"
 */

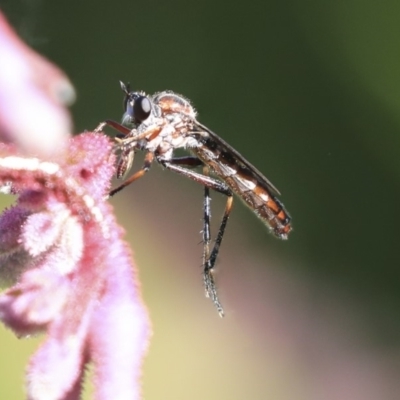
xmin=225 ymin=173 xmax=291 ymax=239
xmin=194 ymin=143 xmax=292 ymax=239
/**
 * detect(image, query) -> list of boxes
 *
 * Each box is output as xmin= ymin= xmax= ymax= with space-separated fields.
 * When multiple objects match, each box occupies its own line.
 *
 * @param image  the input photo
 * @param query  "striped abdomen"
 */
xmin=192 ymin=138 xmax=292 ymax=239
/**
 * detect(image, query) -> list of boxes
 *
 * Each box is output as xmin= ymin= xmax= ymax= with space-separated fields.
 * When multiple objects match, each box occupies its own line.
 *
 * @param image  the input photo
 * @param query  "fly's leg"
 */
xmin=109 ymin=152 xmax=155 ymax=197
xmin=116 ymin=147 xmax=136 ymax=179
xmin=94 ymin=119 xmax=132 ymax=136
xmin=95 ymin=120 xmax=164 ymax=196
xmin=201 ymin=166 xmax=234 ymax=318
xmin=95 ymin=119 xmax=137 ymax=184
xmin=201 ymin=167 xmax=214 ymax=307
xmin=162 ymin=158 xmax=234 ymax=317
xmin=166 ymin=156 xmax=203 ymax=167
xmin=204 ymin=193 xmax=233 ymax=316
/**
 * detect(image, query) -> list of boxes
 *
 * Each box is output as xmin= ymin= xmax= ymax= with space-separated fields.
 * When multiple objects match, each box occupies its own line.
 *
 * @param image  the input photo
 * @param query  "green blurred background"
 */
xmin=1 ymin=0 xmax=400 ymax=399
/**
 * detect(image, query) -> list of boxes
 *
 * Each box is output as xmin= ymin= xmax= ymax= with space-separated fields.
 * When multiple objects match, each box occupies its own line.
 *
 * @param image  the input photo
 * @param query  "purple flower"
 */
xmin=0 ymin=12 xmax=150 ymax=400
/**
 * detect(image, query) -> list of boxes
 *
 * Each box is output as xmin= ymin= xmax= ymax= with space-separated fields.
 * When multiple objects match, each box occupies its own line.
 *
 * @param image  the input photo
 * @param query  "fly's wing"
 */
xmin=190 ymin=122 xmax=291 ymax=239
xmin=193 ymin=122 xmax=281 ymax=195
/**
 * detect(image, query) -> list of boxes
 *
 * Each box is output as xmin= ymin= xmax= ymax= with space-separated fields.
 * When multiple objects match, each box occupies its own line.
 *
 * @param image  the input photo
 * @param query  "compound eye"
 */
xmin=133 ymin=96 xmax=151 ymax=122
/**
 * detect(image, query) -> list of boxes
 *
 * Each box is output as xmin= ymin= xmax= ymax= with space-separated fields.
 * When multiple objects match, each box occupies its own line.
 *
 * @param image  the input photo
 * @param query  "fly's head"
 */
xmin=115 ymin=82 xmax=156 ymax=179
xmin=120 ymin=81 xmax=154 ymax=129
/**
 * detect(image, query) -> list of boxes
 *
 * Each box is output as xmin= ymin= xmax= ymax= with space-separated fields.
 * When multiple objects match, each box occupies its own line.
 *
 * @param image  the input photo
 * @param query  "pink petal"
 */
xmin=0 ymin=12 xmax=75 ymax=156
xmin=88 ymin=239 xmax=151 ymax=400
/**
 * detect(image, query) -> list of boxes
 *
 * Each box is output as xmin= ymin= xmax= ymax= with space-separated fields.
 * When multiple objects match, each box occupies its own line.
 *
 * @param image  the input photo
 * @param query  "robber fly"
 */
xmin=95 ymin=82 xmax=292 ymax=316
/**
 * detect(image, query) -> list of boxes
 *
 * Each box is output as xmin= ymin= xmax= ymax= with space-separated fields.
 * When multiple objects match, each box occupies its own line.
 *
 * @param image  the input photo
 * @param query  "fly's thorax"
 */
xmin=153 ymin=91 xmax=197 ymax=119
xmin=147 ymin=124 xmax=199 ymax=157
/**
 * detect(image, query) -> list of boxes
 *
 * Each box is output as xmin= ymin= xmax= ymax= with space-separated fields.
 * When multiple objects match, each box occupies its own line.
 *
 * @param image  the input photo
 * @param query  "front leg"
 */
xmin=94 ymin=119 xmax=132 ymax=136
xmin=109 ymin=151 xmax=155 ymax=197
